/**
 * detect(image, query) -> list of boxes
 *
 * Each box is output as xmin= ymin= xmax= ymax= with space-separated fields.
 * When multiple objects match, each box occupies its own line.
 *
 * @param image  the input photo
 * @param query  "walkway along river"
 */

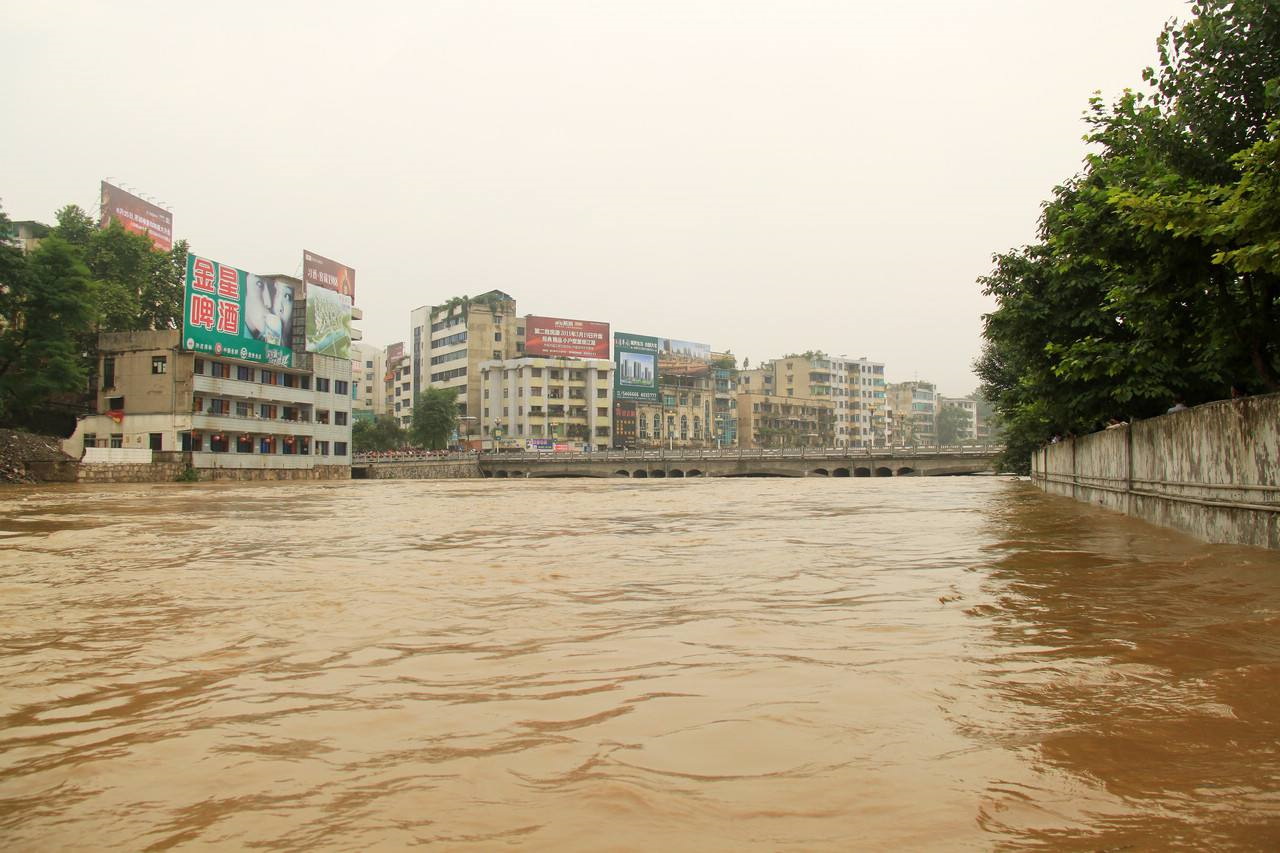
xmin=1 ymin=477 xmax=1278 ymax=849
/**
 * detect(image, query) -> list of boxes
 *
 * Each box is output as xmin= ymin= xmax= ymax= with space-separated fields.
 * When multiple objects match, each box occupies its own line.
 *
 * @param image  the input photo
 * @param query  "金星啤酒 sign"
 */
xmin=182 ymin=254 xmax=294 ymax=367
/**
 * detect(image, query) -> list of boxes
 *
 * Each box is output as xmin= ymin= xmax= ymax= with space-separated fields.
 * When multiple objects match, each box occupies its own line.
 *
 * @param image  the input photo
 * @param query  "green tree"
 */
xmin=977 ymin=0 xmax=1280 ymax=472
xmin=410 ymin=388 xmax=460 ymax=450
xmin=936 ymin=405 xmax=971 ymax=446
xmin=0 ymin=220 xmax=95 ymax=427
xmin=353 ymin=414 xmax=407 ymax=452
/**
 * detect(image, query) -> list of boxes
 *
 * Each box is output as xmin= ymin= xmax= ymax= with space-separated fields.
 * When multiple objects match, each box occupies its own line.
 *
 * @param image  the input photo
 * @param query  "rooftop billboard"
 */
xmin=303 ymin=250 xmax=356 ymax=302
xmin=525 ymin=316 xmax=610 ymax=360
xmin=183 ymin=254 xmax=294 ymax=367
xmin=305 ymin=284 xmax=353 ymax=359
xmin=614 ymin=332 xmax=659 ymax=402
xmin=659 ymin=338 xmax=712 ymax=379
xmin=100 ymin=181 xmax=173 ymax=251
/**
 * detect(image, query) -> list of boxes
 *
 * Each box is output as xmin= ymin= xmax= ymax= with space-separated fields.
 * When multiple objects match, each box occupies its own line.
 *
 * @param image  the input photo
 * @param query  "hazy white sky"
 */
xmin=3 ymin=0 xmax=1190 ymax=395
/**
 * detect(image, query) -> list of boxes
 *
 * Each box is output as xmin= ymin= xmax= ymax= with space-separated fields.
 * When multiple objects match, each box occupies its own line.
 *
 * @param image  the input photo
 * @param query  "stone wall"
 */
xmin=1032 ymin=393 xmax=1280 ymax=548
xmin=360 ymin=458 xmax=483 ymax=479
xmin=199 ymin=464 xmax=351 ymax=482
xmin=78 ymin=460 xmax=188 ymax=484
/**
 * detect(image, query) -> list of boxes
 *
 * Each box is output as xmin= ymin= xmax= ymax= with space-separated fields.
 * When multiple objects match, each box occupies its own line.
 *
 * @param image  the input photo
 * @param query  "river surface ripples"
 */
xmin=1 ymin=477 xmax=1278 ymax=850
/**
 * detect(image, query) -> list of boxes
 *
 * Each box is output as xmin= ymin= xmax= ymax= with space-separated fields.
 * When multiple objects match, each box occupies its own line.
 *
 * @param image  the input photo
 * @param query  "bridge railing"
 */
xmin=355 ymin=445 xmax=1002 ymax=465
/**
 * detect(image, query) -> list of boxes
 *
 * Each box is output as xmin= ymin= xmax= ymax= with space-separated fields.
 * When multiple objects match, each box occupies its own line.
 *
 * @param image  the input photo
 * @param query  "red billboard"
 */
xmin=303 ymin=250 xmax=356 ymax=302
xmin=524 ymin=316 xmax=610 ymax=359
xmin=100 ymin=181 xmax=173 ymax=251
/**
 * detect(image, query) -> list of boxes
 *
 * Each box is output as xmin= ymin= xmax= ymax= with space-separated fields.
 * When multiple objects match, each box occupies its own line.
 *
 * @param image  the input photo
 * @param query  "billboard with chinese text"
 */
xmin=305 ymin=283 xmax=352 ymax=358
xmin=524 ymin=316 xmax=610 ymax=359
xmin=659 ymin=338 xmax=712 ymax=380
xmin=182 ymin=254 xmax=294 ymax=366
xmin=303 ymin=250 xmax=356 ymax=302
xmin=100 ymin=181 xmax=173 ymax=251
xmin=613 ymin=400 xmax=638 ymax=448
xmin=613 ymin=332 xmax=659 ymax=402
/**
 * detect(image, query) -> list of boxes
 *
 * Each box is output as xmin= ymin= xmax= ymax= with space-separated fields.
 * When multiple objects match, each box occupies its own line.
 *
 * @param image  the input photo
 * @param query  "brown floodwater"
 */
xmin=0 ymin=477 xmax=1277 ymax=850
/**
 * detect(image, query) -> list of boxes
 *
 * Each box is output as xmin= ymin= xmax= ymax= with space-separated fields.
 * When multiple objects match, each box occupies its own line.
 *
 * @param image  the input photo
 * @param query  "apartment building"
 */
xmin=66 ymin=329 xmax=353 ymax=476
xmin=887 ymin=380 xmax=938 ymax=445
xmin=835 ymin=357 xmax=887 ymax=447
xmin=479 ymin=356 xmax=613 ymax=451
xmin=409 ymin=291 xmax=523 ymax=422
xmin=736 ymin=393 xmax=835 ymax=449
xmin=350 ymin=341 xmax=384 ymax=419
xmin=938 ymin=396 xmax=980 ymax=443
xmin=712 ymin=353 xmax=739 ymax=447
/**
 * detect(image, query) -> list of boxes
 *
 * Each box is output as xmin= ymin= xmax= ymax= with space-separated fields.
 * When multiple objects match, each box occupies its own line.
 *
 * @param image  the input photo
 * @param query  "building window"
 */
xmin=336 ymin=411 xmax=348 ymax=426
xmin=193 ymin=358 xmax=204 ymax=376
xmin=107 ymin=396 xmax=125 ymax=411
xmin=83 ymin=433 xmax=97 ymax=450
xmin=494 ymin=332 xmax=502 ymax=341
xmin=237 ymin=365 xmax=253 ymax=381
xmin=334 ymin=441 xmax=348 ymax=456
xmin=316 ymin=377 xmax=330 ymax=392
xmin=260 ymin=404 xmax=277 ymax=419
xmin=211 ymin=362 xmax=231 ymax=379
xmin=151 ymin=356 xmax=167 ymax=374
xmin=597 ymin=407 xmax=608 ymax=417
xmin=261 ymin=369 xmax=277 ymax=385
xmin=210 ymin=433 xmax=230 ymax=453
xmin=109 ymin=433 xmax=123 ymax=448
xmin=316 ymin=410 xmax=330 ymax=425
xmin=316 ymin=440 xmax=330 ymax=456
xmin=236 ymin=401 xmax=250 ymax=417
xmin=102 ymin=357 xmax=116 ymax=389
xmin=335 ymin=380 xmax=349 ymax=395
xmin=236 ymin=435 xmax=254 ymax=453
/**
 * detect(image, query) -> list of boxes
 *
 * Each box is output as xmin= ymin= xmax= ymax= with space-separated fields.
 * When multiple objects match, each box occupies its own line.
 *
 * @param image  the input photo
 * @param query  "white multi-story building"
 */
xmin=939 ymin=396 xmax=979 ymax=442
xmin=478 ymin=356 xmax=613 ymax=451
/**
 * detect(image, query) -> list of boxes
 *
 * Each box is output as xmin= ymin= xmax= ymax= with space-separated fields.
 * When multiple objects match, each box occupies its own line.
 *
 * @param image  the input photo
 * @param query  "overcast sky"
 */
xmin=3 ymin=0 xmax=1190 ymax=396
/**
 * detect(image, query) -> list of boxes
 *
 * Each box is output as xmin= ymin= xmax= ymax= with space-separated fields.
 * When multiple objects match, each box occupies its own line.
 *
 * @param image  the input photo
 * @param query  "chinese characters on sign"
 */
xmin=100 ymin=181 xmax=174 ymax=252
xmin=303 ymin=250 xmax=356 ymax=302
xmin=182 ymin=254 xmax=293 ymax=367
xmin=524 ymin=316 xmax=610 ymax=360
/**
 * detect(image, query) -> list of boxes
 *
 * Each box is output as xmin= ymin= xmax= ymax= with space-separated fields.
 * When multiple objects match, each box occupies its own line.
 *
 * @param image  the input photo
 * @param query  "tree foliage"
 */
xmin=353 ymin=414 xmax=407 ymax=452
xmin=936 ymin=405 xmax=971 ymax=446
xmin=977 ymin=0 xmax=1280 ymax=473
xmin=0 ymin=209 xmax=95 ymax=426
xmin=410 ymin=387 xmax=460 ymax=450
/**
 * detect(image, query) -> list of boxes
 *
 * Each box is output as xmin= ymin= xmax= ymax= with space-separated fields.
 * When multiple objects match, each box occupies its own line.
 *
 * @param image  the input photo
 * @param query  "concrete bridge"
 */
xmin=353 ymin=446 xmax=1002 ymax=480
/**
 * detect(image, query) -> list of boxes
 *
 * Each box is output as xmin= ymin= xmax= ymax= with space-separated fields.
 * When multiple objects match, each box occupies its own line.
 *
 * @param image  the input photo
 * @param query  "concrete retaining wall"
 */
xmin=1032 ymin=393 xmax=1280 ymax=548
xmin=198 ymin=464 xmax=351 ymax=482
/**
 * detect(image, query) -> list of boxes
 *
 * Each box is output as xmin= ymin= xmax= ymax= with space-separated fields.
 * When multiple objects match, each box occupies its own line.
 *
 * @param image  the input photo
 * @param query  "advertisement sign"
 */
xmin=524 ymin=316 xmax=610 ymax=360
xmin=100 ymin=181 xmax=173 ymax=252
xmin=303 ymin=250 xmax=356 ymax=302
xmin=613 ymin=332 xmax=660 ymax=402
xmin=182 ymin=254 xmax=294 ymax=367
xmin=659 ymin=338 xmax=712 ymax=379
xmin=385 ymin=341 xmax=404 ymax=363
xmin=613 ymin=400 xmax=637 ymax=448
xmin=526 ymin=438 xmax=555 ymax=452
xmin=305 ymin=283 xmax=353 ymax=358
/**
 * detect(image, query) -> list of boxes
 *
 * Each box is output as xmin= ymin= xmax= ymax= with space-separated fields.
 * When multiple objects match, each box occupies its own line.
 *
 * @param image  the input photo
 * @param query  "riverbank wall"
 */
xmin=1031 ymin=393 xmax=1279 ymax=548
xmin=355 ymin=457 xmax=483 ymax=479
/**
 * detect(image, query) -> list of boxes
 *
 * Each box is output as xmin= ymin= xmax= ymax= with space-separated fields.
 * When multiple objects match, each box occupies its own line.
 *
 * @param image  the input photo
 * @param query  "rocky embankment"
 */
xmin=0 ymin=429 xmax=75 ymax=484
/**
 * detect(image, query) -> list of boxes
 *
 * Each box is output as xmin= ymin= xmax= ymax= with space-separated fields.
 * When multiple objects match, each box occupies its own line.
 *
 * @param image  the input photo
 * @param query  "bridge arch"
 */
xmin=875 ymin=466 xmax=893 ymax=477
xmin=669 ymin=469 xmax=685 ymax=478
xmin=833 ymin=467 xmax=850 ymax=477
xmin=614 ymin=469 xmax=631 ymax=477
xmin=811 ymin=468 xmax=830 ymax=477
xmin=854 ymin=467 xmax=871 ymax=477
xmin=633 ymin=470 xmax=648 ymax=478
xmin=650 ymin=470 xmax=666 ymax=478
xmin=896 ymin=466 xmax=915 ymax=476
xmin=686 ymin=469 xmax=704 ymax=478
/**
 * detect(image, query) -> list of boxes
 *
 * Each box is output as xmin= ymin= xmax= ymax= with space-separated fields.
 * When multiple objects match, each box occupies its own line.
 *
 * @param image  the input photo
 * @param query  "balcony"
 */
xmin=194 ymin=375 xmax=317 ymax=406
xmin=191 ymin=411 xmax=317 ymax=437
